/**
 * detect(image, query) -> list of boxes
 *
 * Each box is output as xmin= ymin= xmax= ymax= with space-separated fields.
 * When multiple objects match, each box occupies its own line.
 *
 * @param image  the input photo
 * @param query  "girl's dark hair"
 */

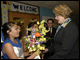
xmin=2 ymin=22 xmax=15 ymax=41
xmin=31 ymin=22 xmax=37 ymax=27
xmin=28 ymin=22 xmax=37 ymax=28
xmin=28 ymin=22 xmax=37 ymax=35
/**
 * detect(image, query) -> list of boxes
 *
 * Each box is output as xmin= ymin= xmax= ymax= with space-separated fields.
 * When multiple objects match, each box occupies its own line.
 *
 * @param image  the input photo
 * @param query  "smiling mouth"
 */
xmin=57 ymin=20 xmax=59 ymax=21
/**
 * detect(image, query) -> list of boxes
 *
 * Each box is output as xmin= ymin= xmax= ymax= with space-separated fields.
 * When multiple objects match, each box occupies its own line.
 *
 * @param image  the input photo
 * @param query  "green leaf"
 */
xmin=22 ymin=38 xmax=26 ymax=42
xmin=45 ymin=36 xmax=53 ymax=42
xmin=25 ymin=41 xmax=30 ymax=49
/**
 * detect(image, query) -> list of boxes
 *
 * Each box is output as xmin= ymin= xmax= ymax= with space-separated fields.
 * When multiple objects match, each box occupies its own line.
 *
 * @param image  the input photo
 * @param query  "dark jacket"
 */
xmin=43 ymin=27 xmax=56 ymax=59
xmin=48 ymin=21 xmax=79 ymax=59
xmin=45 ymin=27 xmax=56 ymax=47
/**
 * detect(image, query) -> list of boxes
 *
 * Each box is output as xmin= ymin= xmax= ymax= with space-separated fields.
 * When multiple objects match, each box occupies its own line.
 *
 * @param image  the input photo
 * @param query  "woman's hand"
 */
xmin=43 ymin=48 xmax=49 ymax=53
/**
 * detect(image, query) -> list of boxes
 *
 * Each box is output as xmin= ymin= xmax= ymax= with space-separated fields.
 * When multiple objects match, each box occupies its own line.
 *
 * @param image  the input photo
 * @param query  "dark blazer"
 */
xmin=48 ymin=21 xmax=79 ymax=59
xmin=45 ymin=27 xmax=56 ymax=47
xmin=43 ymin=27 xmax=56 ymax=59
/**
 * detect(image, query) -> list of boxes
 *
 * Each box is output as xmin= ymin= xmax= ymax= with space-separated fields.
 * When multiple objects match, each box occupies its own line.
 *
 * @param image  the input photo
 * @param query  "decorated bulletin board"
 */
xmin=1 ymin=4 xmax=8 ymax=25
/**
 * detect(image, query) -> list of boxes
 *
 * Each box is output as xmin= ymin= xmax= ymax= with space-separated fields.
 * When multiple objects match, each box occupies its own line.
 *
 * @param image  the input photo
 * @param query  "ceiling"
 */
xmin=17 ymin=1 xmax=79 ymax=15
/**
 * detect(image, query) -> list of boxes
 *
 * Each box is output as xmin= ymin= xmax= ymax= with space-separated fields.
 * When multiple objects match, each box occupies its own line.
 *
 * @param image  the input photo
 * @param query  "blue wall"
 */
xmin=40 ymin=7 xmax=55 ymax=21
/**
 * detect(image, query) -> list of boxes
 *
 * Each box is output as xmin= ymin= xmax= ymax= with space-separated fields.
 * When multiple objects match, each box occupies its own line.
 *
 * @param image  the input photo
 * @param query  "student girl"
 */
xmin=2 ymin=22 xmax=41 ymax=59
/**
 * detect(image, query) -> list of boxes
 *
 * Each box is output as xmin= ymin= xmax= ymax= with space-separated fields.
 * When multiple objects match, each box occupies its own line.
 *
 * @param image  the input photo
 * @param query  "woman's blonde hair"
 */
xmin=53 ymin=4 xmax=73 ymax=19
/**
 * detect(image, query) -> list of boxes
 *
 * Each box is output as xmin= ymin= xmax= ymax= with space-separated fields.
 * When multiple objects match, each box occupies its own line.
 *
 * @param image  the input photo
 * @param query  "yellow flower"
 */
xmin=42 ymin=31 xmax=46 ymax=35
xmin=37 ymin=21 xmax=40 ymax=25
xmin=42 ymin=47 xmax=45 ymax=50
xmin=29 ymin=47 xmax=33 ymax=52
xmin=39 ymin=46 xmax=45 ymax=50
xmin=25 ymin=38 xmax=28 ymax=41
xmin=37 ymin=45 xmax=41 ymax=48
xmin=39 ymin=38 xmax=43 ymax=41
xmin=41 ymin=36 xmax=44 ymax=38
xmin=39 ymin=46 xmax=43 ymax=50
xmin=43 ymin=38 xmax=46 ymax=41
xmin=39 ymin=24 xmax=44 ymax=29
xmin=27 ymin=35 xmax=31 ymax=38
xmin=39 ymin=36 xmax=46 ymax=42
xmin=26 ymin=28 xmax=31 ymax=31
xmin=41 ymin=20 xmax=47 ymax=24
xmin=32 ymin=47 xmax=36 ymax=51
xmin=42 ymin=28 xmax=46 ymax=32
xmin=45 ymin=30 xmax=50 ymax=32
xmin=39 ymin=25 xmax=41 ymax=29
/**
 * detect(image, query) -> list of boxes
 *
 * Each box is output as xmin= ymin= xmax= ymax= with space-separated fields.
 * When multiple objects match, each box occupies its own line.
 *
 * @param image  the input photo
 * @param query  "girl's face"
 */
xmin=32 ymin=24 xmax=38 ymax=33
xmin=17 ymin=26 xmax=21 ymax=33
xmin=55 ymin=14 xmax=66 ymax=24
xmin=8 ymin=24 xmax=20 ymax=38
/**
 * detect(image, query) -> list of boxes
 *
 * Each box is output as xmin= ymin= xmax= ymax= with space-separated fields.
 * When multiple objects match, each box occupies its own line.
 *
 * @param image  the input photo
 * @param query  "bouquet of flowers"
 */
xmin=22 ymin=20 xmax=51 ymax=59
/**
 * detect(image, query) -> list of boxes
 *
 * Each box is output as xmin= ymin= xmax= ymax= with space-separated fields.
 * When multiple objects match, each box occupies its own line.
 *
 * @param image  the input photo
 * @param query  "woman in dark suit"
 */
xmin=43 ymin=4 xmax=79 ymax=59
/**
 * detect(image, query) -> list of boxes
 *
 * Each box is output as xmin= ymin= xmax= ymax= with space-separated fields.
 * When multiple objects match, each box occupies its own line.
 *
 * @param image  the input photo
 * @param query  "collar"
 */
xmin=61 ymin=18 xmax=71 ymax=28
xmin=49 ymin=28 xmax=52 ymax=30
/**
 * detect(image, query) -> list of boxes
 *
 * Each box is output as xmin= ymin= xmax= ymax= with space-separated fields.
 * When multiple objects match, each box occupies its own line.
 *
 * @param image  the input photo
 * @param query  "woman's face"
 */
xmin=55 ymin=14 xmax=65 ymax=24
xmin=8 ymin=24 xmax=20 ymax=38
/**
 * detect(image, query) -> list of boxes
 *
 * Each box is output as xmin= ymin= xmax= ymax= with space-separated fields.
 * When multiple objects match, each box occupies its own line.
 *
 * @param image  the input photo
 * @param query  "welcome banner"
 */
xmin=7 ymin=1 xmax=39 ymax=14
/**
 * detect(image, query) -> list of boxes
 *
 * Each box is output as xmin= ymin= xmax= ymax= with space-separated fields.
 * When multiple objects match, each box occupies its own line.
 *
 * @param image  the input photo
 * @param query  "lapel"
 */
xmin=55 ymin=27 xmax=64 ymax=39
xmin=54 ymin=20 xmax=71 ymax=40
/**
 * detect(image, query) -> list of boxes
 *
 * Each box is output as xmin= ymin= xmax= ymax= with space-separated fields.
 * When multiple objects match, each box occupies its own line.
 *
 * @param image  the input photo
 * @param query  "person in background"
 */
xmin=22 ymin=22 xmax=37 ymax=51
xmin=2 ymin=22 xmax=41 ymax=59
xmin=43 ymin=18 xmax=56 ymax=59
xmin=43 ymin=4 xmax=79 ymax=59
xmin=22 ymin=22 xmax=40 ymax=58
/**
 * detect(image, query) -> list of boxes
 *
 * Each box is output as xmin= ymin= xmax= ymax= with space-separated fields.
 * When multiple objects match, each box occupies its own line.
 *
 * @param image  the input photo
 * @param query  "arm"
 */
xmin=1 ymin=51 xmax=3 ymax=57
xmin=3 ymin=43 xmax=18 ymax=59
xmin=27 ymin=52 xmax=37 ymax=59
xmin=48 ymin=43 xmax=54 ymax=53
xmin=43 ymin=43 xmax=54 ymax=54
xmin=42 ymin=53 xmax=45 ymax=59
xmin=24 ymin=50 xmax=31 ymax=57
xmin=48 ymin=24 xmax=79 ymax=59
